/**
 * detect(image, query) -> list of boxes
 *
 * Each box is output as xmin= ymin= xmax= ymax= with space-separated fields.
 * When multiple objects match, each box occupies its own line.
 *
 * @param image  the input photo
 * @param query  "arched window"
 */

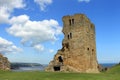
xmin=68 ymin=35 xmax=69 ymax=39
xmin=72 ymin=19 xmax=74 ymax=24
xmin=70 ymin=33 xmax=72 ymax=39
xmin=69 ymin=19 xmax=74 ymax=26
xmin=58 ymin=56 xmax=63 ymax=62
xmin=69 ymin=19 xmax=71 ymax=26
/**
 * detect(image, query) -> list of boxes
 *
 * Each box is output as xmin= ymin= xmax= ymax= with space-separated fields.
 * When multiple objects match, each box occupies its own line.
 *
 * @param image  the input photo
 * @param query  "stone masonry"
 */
xmin=45 ymin=14 xmax=99 ymax=73
xmin=0 ymin=53 xmax=10 ymax=70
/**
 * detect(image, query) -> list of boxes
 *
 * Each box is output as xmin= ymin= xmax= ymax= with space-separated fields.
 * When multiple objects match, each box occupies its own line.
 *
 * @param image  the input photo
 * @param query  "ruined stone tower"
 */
xmin=45 ymin=14 xmax=99 ymax=73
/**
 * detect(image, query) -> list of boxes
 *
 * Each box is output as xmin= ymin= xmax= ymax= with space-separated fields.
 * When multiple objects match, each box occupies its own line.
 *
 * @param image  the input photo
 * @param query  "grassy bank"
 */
xmin=0 ymin=65 xmax=120 ymax=80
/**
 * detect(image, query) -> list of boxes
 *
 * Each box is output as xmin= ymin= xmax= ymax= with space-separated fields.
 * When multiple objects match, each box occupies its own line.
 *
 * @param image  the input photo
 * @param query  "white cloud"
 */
xmin=78 ymin=0 xmax=90 ymax=3
xmin=0 ymin=7 xmax=10 ymax=23
xmin=33 ymin=44 xmax=44 ymax=52
xmin=0 ymin=37 xmax=22 ymax=54
xmin=0 ymin=0 xmax=25 ymax=23
xmin=7 ymin=15 xmax=62 ymax=51
xmin=34 ymin=0 xmax=52 ymax=11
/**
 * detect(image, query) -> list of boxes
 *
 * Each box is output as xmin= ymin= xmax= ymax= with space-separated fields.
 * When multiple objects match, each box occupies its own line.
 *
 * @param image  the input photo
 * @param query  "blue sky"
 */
xmin=0 ymin=0 xmax=120 ymax=64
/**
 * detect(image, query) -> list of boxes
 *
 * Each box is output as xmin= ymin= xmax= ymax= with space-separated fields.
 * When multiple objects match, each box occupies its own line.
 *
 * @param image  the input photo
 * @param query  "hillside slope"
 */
xmin=107 ymin=64 xmax=120 ymax=74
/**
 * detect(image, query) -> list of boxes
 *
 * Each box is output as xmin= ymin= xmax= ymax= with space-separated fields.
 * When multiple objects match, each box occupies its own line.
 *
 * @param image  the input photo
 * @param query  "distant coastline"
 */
xmin=11 ymin=63 xmax=117 ymax=71
xmin=11 ymin=63 xmax=46 ymax=71
xmin=100 ymin=63 xmax=117 ymax=68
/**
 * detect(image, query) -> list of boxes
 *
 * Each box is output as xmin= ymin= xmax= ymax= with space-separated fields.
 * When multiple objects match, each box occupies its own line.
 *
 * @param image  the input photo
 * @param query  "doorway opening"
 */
xmin=53 ymin=66 xmax=60 ymax=71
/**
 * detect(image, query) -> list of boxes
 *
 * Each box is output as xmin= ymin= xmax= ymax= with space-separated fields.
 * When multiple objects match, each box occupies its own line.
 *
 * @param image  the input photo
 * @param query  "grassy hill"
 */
xmin=0 ymin=65 xmax=120 ymax=80
xmin=106 ymin=64 xmax=120 ymax=74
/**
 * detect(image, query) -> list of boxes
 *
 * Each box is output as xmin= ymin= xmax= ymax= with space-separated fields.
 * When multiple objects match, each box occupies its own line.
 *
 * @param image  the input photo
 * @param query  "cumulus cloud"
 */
xmin=33 ymin=44 xmax=44 ymax=52
xmin=78 ymin=0 xmax=90 ymax=3
xmin=7 ymin=15 xmax=62 ymax=51
xmin=0 ymin=0 xmax=25 ymax=23
xmin=0 ymin=7 xmax=10 ymax=23
xmin=0 ymin=37 xmax=22 ymax=54
xmin=34 ymin=0 xmax=52 ymax=11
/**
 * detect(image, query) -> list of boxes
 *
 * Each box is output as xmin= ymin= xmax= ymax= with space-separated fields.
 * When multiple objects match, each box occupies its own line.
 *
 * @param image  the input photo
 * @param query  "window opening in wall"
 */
xmin=87 ymin=48 xmax=89 ymax=51
xmin=92 ymin=49 xmax=94 ymax=55
xmin=58 ymin=56 xmax=63 ymax=63
xmin=70 ymin=33 xmax=72 ymax=39
xmin=66 ymin=43 xmax=69 ymax=49
xmin=69 ymin=19 xmax=74 ymax=26
xmin=72 ymin=19 xmax=74 ymax=24
xmin=53 ymin=66 xmax=60 ymax=71
xmin=69 ymin=19 xmax=71 ymax=26
xmin=68 ymin=35 xmax=69 ymax=39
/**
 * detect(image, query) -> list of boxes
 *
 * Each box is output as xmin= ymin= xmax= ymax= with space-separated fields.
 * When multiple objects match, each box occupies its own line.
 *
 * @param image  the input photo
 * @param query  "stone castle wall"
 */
xmin=45 ymin=14 xmax=99 ymax=73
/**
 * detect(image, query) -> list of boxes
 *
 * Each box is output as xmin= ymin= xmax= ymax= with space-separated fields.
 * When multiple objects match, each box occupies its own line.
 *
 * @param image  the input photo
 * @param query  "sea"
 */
xmin=12 ymin=63 xmax=117 ymax=72
xmin=100 ymin=63 xmax=117 ymax=68
xmin=12 ymin=64 xmax=47 ymax=72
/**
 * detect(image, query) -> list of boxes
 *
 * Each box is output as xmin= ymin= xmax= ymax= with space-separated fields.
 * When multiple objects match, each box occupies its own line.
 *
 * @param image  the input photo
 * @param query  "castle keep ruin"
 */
xmin=45 ymin=14 xmax=99 ymax=73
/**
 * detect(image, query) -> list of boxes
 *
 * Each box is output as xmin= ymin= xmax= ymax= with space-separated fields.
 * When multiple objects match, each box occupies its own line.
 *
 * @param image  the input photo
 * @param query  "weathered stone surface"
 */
xmin=45 ymin=14 xmax=99 ymax=73
xmin=0 ymin=53 xmax=10 ymax=70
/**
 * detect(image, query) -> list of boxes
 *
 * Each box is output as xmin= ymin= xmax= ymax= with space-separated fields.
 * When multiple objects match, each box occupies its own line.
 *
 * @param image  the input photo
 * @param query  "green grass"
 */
xmin=107 ymin=64 xmax=120 ymax=74
xmin=0 ymin=65 xmax=120 ymax=80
